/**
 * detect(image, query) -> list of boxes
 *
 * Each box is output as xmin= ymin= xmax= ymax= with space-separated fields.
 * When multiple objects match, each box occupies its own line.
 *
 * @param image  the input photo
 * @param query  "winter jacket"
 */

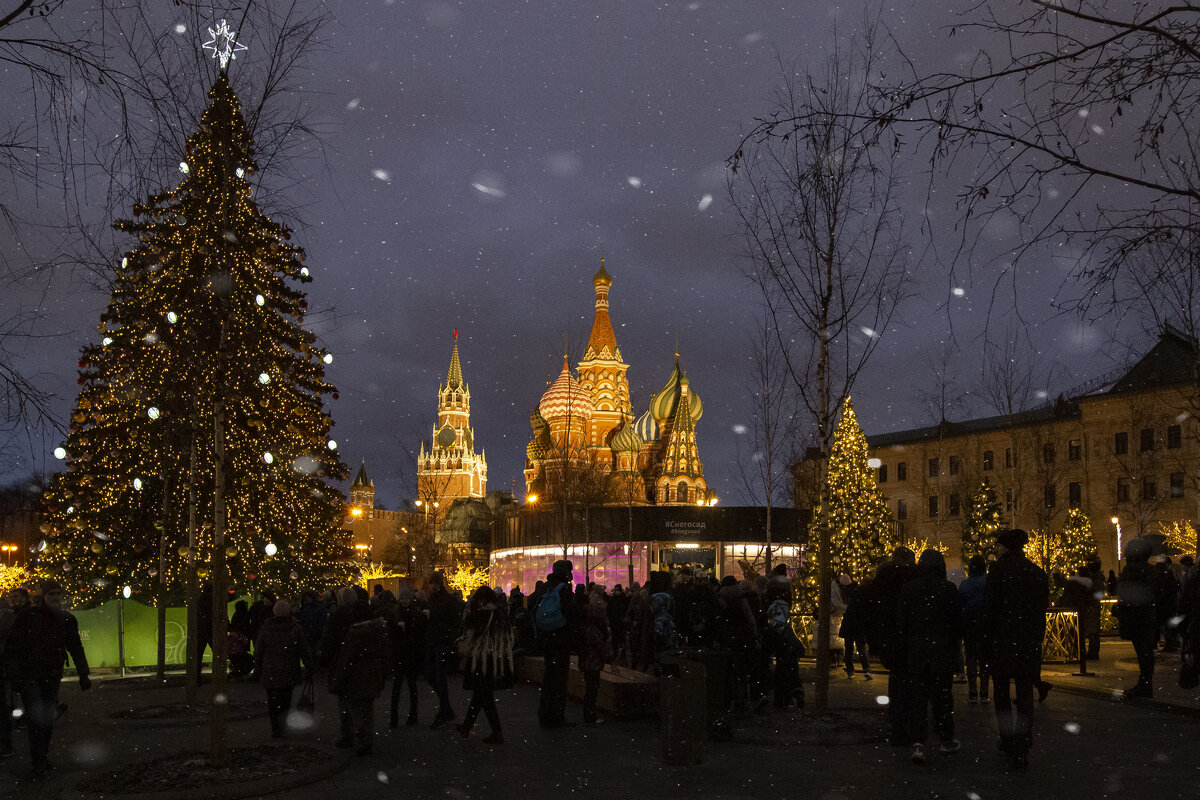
xmin=578 ymin=590 xmax=612 ymax=672
xmin=837 ymin=580 xmax=870 ymax=641
xmin=329 ymin=612 xmax=389 ymax=698
xmin=1117 ymin=556 xmax=1160 ymax=641
xmin=254 ymin=616 xmax=313 ymax=690
xmin=980 ymin=549 xmax=1049 ymax=675
xmin=957 ymin=574 xmax=987 ymax=645
xmin=896 ymin=551 xmax=962 ymax=677
xmin=388 ymin=601 xmax=428 ymax=667
xmin=458 ymin=602 xmax=515 ymax=690
xmin=7 ymin=603 xmax=90 ymax=685
xmin=426 ymin=587 xmax=465 ymax=653
xmin=865 ymin=560 xmax=917 ymax=669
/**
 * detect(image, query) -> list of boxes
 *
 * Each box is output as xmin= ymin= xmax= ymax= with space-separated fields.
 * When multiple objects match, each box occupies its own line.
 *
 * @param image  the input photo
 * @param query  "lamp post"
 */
xmin=1 ymin=543 xmax=14 ymax=564
xmin=1112 ymin=516 xmax=1123 ymax=562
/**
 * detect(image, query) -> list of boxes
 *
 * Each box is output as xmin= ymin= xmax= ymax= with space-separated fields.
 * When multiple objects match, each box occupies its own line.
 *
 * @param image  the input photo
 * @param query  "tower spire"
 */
xmin=446 ymin=329 xmax=463 ymax=389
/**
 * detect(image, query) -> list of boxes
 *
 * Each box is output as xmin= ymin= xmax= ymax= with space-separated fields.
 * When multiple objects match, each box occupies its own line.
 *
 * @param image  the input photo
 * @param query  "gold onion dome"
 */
xmin=593 ymin=262 xmax=612 ymax=288
xmin=649 ymin=358 xmax=702 ymax=422
xmin=538 ymin=357 xmax=594 ymax=422
xmin=635 ymin=408 xmax=659 ymax=442
xmin=611 ymin=417 xmax=642 ymax=453
xmin=526 ymin=425 xmax=552 ymax=461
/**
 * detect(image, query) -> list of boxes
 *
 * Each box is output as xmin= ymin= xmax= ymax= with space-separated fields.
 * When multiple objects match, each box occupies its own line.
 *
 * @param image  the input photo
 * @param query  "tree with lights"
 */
xmin=962 ymin=479 xmax=1004 ymax=562
xmin=40 ymin=68 xmax=351 ymax=610
xmin=800 ymin=399 xmax=895 ymax=613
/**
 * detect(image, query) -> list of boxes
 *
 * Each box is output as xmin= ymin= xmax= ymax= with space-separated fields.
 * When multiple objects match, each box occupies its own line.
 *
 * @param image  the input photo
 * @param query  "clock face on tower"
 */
xmin=436 ymin=424 xmax=456 ymax=448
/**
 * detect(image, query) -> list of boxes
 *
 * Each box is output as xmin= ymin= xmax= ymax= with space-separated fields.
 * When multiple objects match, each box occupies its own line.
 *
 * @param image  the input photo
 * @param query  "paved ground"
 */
xmin=6 ymin=638 xmax=1198 ymax=800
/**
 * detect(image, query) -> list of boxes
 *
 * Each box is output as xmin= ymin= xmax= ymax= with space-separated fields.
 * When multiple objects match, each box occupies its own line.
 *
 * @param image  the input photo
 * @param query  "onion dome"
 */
xmin=526 ymin=424 xmax=552 ymax=461
xmin=635 ymin=408 xmax=659 ymax=442
xmin=611 ymin=417 xmax=643 ymax=453
xmin=538 ymin=357 xmax=594 ymax=422
xmin=593 ymin=262 xmax=612 ymax=288
xmin=649 ymin=357 xmax=702 ymax=423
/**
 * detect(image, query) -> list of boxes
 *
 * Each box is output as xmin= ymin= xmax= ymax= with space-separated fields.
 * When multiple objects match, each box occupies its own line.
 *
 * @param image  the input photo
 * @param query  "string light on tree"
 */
xmin=962 ymin=479 xmax=1003 ymax=562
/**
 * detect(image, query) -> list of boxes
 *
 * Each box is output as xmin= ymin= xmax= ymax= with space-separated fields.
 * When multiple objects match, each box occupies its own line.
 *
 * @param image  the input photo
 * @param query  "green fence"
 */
xmin=72 ymin=598 xmax=244 ymax=670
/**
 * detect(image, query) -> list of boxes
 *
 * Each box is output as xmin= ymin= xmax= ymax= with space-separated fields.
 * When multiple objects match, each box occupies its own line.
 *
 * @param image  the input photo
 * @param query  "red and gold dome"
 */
xmin=538 ymin=357 xmax=595 ymax=422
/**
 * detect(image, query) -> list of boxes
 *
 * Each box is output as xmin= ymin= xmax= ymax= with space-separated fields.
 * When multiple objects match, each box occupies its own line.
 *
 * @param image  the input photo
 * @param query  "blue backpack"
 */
xmin=534 ymin=584 xmax=567 ymax=634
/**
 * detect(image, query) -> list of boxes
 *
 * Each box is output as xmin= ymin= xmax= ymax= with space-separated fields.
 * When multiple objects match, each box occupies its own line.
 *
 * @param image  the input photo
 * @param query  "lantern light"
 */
xmin=166 ymin=312 xmax=178 ymax=324
xmin=255 ymin=294 xmax=266 ymax=307
xmin=133 ymin=478 xmax=143 ymax=490
xmin=264 ymin=543 xmax=278 ymax=556
xmin=323 ymin=353 xmax=333 ymax=364
xmin=179 ymin=162 xmax=190 ymax=174
xmin=327 ymin=440 xmax=338 ymax=450
xmin=263 ymin=452 xmax=274 ymax=464
xmin=258 ymin=373 xmax=271 ymax=384
xmin=147 ymin=407 xmax=161 ymax=420
xmin=54 ymin=447 xmax=67 ymax=460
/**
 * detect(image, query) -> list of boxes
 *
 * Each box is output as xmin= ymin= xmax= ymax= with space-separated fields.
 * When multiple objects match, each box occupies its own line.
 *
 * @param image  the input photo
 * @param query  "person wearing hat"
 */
xmin=980 ymin=529 xmax=1048 ymax=769
xmin=536 ymin=559 xmax=578 ymax=727
xmin=254 ymin=599 xmax=314 ymax=738
xmin=6 ymin=580 xmax=91 ymax=779
xmin=387 ymin=585 xmax=427 ymax=728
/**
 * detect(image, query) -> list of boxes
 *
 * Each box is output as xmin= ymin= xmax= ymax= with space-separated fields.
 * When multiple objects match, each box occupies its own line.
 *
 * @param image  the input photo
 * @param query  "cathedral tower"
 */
xmin=577 ymin=260 xmax=631 ymax=465
xmin=418 ymin=331 xmax=488 ymax=503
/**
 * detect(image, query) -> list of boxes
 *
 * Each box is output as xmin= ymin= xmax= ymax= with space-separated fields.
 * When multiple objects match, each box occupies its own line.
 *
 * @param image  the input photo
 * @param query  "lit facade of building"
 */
xmin=344 ymin=462 xmax=409 ymax=562
xmin=524 ymin=262 xmax=709 ymax=508
xmin=794 ymin=330 xmax=1200 ymax=570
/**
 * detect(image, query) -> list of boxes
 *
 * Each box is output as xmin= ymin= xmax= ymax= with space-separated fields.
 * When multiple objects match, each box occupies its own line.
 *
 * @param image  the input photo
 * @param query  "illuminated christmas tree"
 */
xmin=40 ymin=72 xmax=351 ymax=606
xmin=962 ymin=478 xmax=1003 ymax=562
xmin=799 ymin=398 xmax=895 ymax=613
xmin=1056 ymin=508 xmax=1099 ymax=574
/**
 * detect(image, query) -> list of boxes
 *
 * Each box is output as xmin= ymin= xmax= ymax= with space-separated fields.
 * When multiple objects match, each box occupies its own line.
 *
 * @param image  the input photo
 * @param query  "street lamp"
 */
xmin=0 ymin=543 xmax=14 ymax=564
xmin=1112 ymin=516 xmax=1122 ymax=561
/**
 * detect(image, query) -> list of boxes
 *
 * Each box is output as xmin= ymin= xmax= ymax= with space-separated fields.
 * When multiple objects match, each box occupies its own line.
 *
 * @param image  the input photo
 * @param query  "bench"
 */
xmin=519 ymin=655 xmax=660 ymax=719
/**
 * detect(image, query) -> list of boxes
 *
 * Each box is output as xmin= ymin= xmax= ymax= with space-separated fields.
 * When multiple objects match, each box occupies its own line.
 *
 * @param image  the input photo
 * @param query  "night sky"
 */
xmin=10 ymin=2 xmax=1140 ymax=508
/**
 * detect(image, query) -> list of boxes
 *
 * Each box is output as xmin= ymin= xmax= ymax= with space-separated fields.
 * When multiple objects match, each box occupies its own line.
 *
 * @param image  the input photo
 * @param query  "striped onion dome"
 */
xmin=538 ymin=358 xmax=594 ymax=423
xmin=611 ymin=417 xmax=642 ymax=453
xmin=649 ymin=358 xmax=702 ymax=423
xmin=635 ymin=408 xmax=659 ymax=442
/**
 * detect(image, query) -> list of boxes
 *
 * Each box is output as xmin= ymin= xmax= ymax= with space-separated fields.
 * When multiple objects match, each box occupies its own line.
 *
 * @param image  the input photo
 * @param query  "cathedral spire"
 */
xmin=446 ymin=329 xmax=463 ymax=390
xmin=585 ymin=258 xmax=618 ymax=358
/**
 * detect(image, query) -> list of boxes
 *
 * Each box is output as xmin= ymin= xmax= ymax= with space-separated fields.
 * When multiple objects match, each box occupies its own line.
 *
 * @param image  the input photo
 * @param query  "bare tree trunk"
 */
xmin=156 ymin=473 xmax=170 ymax=680
xmin=184 ymin=432 xmax=199 ymax=705
xmin=209 ymin=400 xmax=229 ymax=765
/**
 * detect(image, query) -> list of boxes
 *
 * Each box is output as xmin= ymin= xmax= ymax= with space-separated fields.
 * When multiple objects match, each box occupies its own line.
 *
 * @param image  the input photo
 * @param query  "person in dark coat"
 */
xmin=957 ymin=555 xmax=989 ymax=703
xmin=579 ymin=585 xmax=613 ymax=723
xmin=838 ymin=573 xmax=872 ymax=679
xmin=388 ymin=585 xmax=427 ymax=728
xmin=456 ymin=587 xmax=515 ymax=743
xmin=329 ymin=599 xmax=390 ymax=755
xmin=537 ymin=559 xmax=578 ymax=727
xmin=607 ymin=584 xmax=630 ymax=665
xmin=318 ymin=587 xmax=361 ymax=745
xmin=764 ymin=575 xmax=805 ymax=709
xmin=980 ymin=529 xmax=1049 ymax=768
xmin=6 ymin=580 xmax=91 ymax=778
xmin=193 ymin=583 xmax=214 ymax=685
xmin=1084 ymin=558 xmax=1105 ymax=660
xmin=425 ymin=571 xmax=464 ymax=728
xmin=1117 ymin=537 xmax=1161 ymax=699
xmin=896 ymin=549 xmax=962 ymax=763
xmin=254 ymin=600 xmax=314 ymax=737
xmin=298 ymin=589 xmax=327 ymax=653
xmin=865 ymin=546 xmax=918 ymax=745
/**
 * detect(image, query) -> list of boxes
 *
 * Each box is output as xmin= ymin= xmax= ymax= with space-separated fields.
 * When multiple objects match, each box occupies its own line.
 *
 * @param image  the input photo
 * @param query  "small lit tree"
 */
xmin=800 ymin=398 xmax=895 ymax=613
xmin=1159 ymin=520 xmax=1198 ymax=560
xmin=446 ymin=564 xmax=490 ymax=598
xmin=962 ymin=479 xmax=1004 ymax=562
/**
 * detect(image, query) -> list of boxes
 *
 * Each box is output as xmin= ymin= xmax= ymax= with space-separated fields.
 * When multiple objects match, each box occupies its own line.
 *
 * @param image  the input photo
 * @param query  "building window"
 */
xmin=1141 ymin=428 xmax=1155 ymax=452
xmin=878 ymin=464 xmax=888 ymax=483
xmin=1143 ymin=478 xmax=1157 ymax=501
xmin=929 ymin=458 xmax=940 ymax=478
xmin=678 ymin=481 xmax=689 ymax=503
xmin=1068 ymin=440 xmax=1081 ymax=461
xmin=897 ymin=461 xmax=907 ymax=481
xmin=1171 ymin=472 xmax=1185 ymax=499
xmin=983 ymin=450 xmax=994 ymax=471
xmin=1168 ymin=425 xmax=1182 ymax=450
xmin=1044 ymin=483 xmax=1056 ymax=508
xmin=897 ymin=499 xmax=907 ymax=520
xmin=928 ymin=495 xmax=939 ymax=517
xmin=1005 ymin=448 xmax=1013 ymax=468
xmin=1116 ymin=478 xmax=1130 ymax=503
xmin=1043 ymin=442 xmax=1055 ymax=464
xmin=1114 ymin=432 xmax=1128 ymax=455
xmin=1005 ymin=488 xmax=1014 ymax=511
xmin=949 ymin=455 xmax=961 ymax=475
xmin=948 ymin=493 xmax=961 ymax=516
xmin=1068 ymin=482 xmax=1082 ymax=509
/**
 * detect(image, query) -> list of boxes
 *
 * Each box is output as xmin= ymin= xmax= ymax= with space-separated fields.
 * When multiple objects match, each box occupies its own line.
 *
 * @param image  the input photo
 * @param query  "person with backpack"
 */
xmin=535 ymin=559 xmax=577 ymax=727
xmin=7 ymin=580 xmax=91 ymax=779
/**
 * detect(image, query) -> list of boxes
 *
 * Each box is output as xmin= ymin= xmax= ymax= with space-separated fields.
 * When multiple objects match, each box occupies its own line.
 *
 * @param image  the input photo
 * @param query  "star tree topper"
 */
xmin=202 ymin=19 xmax=248 ymax=70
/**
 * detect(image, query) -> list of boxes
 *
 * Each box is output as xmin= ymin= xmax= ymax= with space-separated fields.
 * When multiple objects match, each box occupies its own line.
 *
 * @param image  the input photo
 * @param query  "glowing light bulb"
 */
xmin=327 ymin=440 xmax=338 ymax=450
xmin=264 ymin=543 xmax=278 ymax=556
xmin=179 ymin=162 xmax=190 ymax=174
xmin=323 ymin=353 xmax=333 ymax=365
xmin=102 ymin=337 xmax=113 ymax=346
xmin=300 ymin=267 xmax=310 ymax=278
xmin=166 ymin=311 xmax=178 ymax=323
xmin=263 ymin=452 xmax=274 ymax=464
xmin=121 ymin=257 xmax=128 ymax=269
xmin=54 ymin=447 xmax=67 ymax=459
xmin=258 ymin=373 xmax=271 ymax=384
xmin=255 ymin=294 xmax=266 ymax=306
xmin=122 ymin=586 xmax=132 ymax=599
xmin=147 ymin=407 xmax=160 ymax=420
xmin=236 ymin=167 xmax=245 ymax=178
xmin=133 ymin=478 xmax=143 ymax=490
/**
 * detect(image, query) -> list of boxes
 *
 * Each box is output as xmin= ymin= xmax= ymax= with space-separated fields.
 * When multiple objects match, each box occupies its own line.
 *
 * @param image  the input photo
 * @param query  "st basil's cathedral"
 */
xmin=524 ymin=261 xmax=710 ymax=507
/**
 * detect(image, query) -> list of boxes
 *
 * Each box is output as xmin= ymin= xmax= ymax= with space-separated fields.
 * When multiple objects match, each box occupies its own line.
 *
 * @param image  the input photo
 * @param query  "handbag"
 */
xmin=296 ymin=674 xmax=315 ymax=714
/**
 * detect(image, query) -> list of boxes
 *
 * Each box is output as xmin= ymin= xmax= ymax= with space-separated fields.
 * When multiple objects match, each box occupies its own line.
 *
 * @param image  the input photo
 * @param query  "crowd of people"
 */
xmin=2 ymin=527 xmax=1199 ymax=778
